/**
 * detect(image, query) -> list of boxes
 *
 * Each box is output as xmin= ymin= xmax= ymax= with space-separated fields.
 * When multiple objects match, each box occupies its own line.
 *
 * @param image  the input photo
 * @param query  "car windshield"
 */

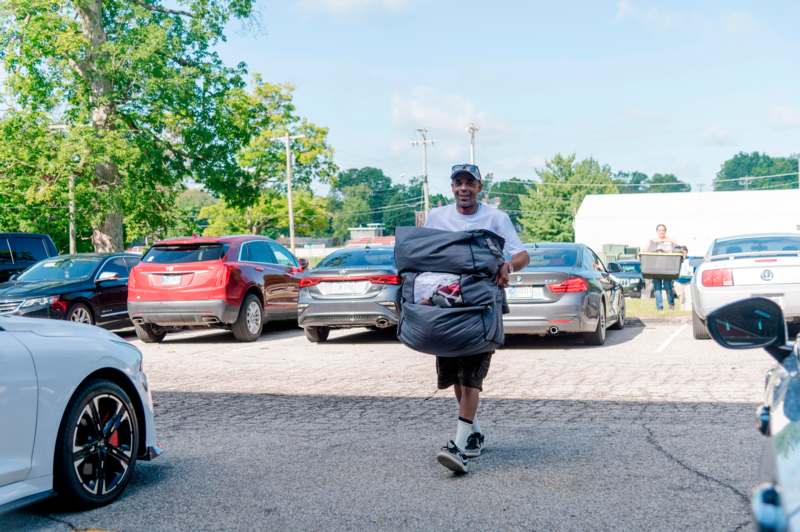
xmin=712 ymin=236 xmax=800 ymax=256
xmin=18 ymin=257 xmax=102 ymax=281
xmin=523 ymin=247 xmax=578 ymax=269
xmin=617 ymin=262 xmax=641 ymax=273
xmin=143 ymin=244 xmax=227 ymax=263
xmin=316 ymin=248 xmax=395 ymax=269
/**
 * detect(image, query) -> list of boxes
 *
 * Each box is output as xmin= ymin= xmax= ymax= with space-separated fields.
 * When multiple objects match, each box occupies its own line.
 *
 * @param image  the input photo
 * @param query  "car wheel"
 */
xmin=692 ymin=308 xmax=710 ymax=340
xmin=584 ymin=302 xmax=607 ymax=346
xmin=610 ymin=298 xmax=626 ymax=330
xmin=67 ymin=303 xmax=95 ymax=325
xmin=134 ymin=323 xmax=166 ymax=343
xmin=54 ymin=379 xmax=139 ymax=508
xmin=232 ymin=294 xmax=263 ymax=342
xmin=305 ymin=326 xmax=330 ymax=343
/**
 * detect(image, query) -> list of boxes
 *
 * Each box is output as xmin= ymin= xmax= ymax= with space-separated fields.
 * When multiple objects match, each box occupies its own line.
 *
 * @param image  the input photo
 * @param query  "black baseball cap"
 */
xmin=450 ymin=163 xmax=482 ymax=182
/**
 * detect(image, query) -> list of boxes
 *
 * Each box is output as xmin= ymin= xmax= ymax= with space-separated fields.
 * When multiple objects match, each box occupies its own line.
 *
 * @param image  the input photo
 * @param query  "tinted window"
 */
xmin=241 ymin=241 xmax=276 ymax=263
xmin=123 ymin=256 xmax=140 ymax=272
xmin=522 ymin=247 xmax=578 ymax=269
xmin=0 ymin=238 xmax=12 ymax=264
xmin=99 ymin=257 xmax=129 ymax=278
xmin=618 ymin=262 xmax=641 ymax=273
xmin=712 ymin=236 xmax=800 ymax=256
xmin=269 ymin=243 xmax=298 ymax=267
xmin=316 ymin=249 xmax=395 ymax=269
xmin=10 ymin=237 xmax=48 ymax=262
xmin=590 ymin=250 xmax=607 ymax=272
xmin=143 ymin=244 xmax=227 ymax=263
xmin=19 ymin=257 xmax=102 ymax=281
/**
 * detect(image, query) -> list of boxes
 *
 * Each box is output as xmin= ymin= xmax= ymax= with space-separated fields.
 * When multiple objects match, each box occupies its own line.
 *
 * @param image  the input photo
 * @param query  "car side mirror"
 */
xmin=9 ymin=273 xmax=18 ymax=281
xmin=706 ymin=297 xmax=790 ymax=362
xmin=97 ymin=271 xmax=120 ymax=282
xmin=607 ymin=263 xmax=621 ymax=273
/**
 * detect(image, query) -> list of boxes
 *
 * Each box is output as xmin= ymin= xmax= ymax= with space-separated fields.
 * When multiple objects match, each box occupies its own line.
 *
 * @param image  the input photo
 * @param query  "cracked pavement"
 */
xmin=1 ymin=320 xmax=775 ymax=531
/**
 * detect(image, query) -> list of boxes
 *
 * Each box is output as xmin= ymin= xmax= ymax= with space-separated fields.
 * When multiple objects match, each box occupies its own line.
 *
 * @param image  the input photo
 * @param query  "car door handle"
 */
xmin=255 ymin=266 xmax=264 ymax=272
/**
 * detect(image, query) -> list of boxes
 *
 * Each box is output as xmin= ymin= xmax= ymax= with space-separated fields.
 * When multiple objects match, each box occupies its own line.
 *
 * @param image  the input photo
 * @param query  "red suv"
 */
xmin=128 ymin=235 xmax=306 ymax=343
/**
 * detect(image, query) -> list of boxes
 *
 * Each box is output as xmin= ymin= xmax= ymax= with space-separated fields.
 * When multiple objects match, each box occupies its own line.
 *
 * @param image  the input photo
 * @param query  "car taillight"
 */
xmin=128 ymin=272 xmax=137 ymax=290
xmin=369 ymin=274 xmax=401 ymax=285
xmin=702 ymin=268 xmax=733 ymax=287
xmin=547 ymin=277 xmax=589 ymax=293
xmin=300 ymin=277 xmax=322 ymax=288
xmin=216 ymin=265 xmax=231 ymax=286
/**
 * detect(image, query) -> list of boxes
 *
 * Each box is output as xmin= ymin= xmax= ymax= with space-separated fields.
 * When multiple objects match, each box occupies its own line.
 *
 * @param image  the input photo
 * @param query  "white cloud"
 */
xmin=616 ymin=1 xmax=755 ymax=33
xmin=702 ymin=127 xmax=734 ymax=147
xmin=770 ymin=105 xmax=800 ymax=129
xmin=298 ymin=0 xmax=409 ymax=16
xmin=721 ymin=11 xmax=758 ymax=33
xmin=390 ymin=86 xmax=508 ymax=135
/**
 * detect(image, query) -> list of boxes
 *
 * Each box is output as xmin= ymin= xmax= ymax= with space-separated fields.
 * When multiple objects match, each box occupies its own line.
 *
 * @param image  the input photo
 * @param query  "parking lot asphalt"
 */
xmin=1 ymin=319 xmax=775 ymax=531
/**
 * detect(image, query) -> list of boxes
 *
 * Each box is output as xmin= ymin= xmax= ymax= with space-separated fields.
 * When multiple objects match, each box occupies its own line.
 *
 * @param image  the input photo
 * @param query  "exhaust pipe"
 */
xmin=548 ymin=326 xmax=559 ymax=335
xmin=132 ymin=317 xmax=145 ymax=325
xmin=375 ymin=318 xmax=391 ymax=329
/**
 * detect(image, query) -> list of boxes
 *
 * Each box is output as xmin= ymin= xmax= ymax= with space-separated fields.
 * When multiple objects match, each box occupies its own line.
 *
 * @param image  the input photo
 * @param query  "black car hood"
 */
xmin=0 ymin=279 xmax=89 ymax=299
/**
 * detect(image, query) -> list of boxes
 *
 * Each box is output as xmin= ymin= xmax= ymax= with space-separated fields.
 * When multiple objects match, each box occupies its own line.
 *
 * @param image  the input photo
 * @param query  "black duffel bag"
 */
xmin=394 ymin=227 xmax=506 ymax=357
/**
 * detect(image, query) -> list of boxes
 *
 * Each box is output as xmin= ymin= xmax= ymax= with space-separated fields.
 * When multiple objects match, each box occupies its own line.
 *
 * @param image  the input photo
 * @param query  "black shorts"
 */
xmin=436 ymin=352 xmax=493 ymax=391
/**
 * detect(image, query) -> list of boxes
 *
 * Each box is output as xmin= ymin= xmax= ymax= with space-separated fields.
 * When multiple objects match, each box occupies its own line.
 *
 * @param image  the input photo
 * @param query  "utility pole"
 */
xmin=48 ymin=124 xmax=76 ymax=254
xmin=467 ymin=123 xmax=479 ymax=164
xmin=411 ymin=128 xmax=434 ymax=212
xmin=270 ymin=132 xmax=305 ymax=256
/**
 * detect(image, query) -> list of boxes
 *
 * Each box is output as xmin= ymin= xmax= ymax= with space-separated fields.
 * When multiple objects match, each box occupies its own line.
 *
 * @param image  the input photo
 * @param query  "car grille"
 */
xmin=0 ymin=300 xmax=22 ymax=314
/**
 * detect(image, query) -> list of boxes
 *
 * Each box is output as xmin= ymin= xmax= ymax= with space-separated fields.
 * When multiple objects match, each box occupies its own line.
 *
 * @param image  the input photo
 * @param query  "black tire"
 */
xmin=610 ymin=298 xmax=626 ymax=330
xmin=692 ymin=308 xmax=710 ymax=340
xmin=305 ymin=326 xmax=330 ymax=343
xmin=232 ymin=294 xmax=263 ymax=342
xmin=54 ymin=379 xmax=139 ymax=508
xmin=133 ymin=323 xmax=166 ymax=343
xmin=584 ymin=302 xmax=607 ymax=346
xmin=67 ymin=302 xmax=95 ymax=325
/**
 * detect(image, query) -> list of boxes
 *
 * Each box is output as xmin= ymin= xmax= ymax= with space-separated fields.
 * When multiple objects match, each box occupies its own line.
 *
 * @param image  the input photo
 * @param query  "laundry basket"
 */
xmin=639 ymin=252 xmax=683 ymax=280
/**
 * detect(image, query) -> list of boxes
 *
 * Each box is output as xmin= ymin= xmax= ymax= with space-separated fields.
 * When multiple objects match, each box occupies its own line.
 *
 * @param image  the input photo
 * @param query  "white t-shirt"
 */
xmin=424 ymin=203 xmax=526 ymax=256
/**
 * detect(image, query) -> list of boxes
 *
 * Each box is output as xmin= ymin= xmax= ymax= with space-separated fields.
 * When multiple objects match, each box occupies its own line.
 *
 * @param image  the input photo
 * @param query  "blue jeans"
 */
xmin=653 ymin=279 xmax=675 ymax=310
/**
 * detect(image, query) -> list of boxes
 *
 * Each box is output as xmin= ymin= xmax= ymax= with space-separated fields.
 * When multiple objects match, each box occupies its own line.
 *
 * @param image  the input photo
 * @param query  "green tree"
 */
xmin=331 ymin=184 xmax=371 ymax=241
xmin=518 ymin=154 xmax=617 ymax=242
xmin=612 ymin=171 xmax=650 ymax=193
xmin=167 ymin=189 xmax=216 ymax=238
xmin=713 ymin=151 xmax=799 ymax=191
xmin=483 ymin=178 xmax=535 ymax=227
xmin=200 ymin=190 xmax=329 ymax=238
xmin=647 ymin=173 xmax=691 ymax=193
xmin=0 ymin=1 xmax=335 ymax=251
xmin=332 ymin=167 xmax=393 ymax=225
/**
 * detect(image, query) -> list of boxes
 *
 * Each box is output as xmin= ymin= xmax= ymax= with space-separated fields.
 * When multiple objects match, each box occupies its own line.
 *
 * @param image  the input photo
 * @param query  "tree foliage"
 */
xmin=200 ymin=190 xmax=329 ymax=238
xmin=483 ymin=177 xmax=535 ymax=227
xmin=519 ymin=154 xmax=617 ymax=242
xmin=0 ymin=0 xmax=334 ymax=251
xmin=613 ymin=171 xmax=690 ymax=193
xmin=713 ymin=151 xmax=799 ymax=191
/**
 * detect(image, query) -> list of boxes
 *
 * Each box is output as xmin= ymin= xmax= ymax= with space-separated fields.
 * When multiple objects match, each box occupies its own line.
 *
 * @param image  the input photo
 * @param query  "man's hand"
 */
xmin=496 ymin=261 xmax=512 ymax=288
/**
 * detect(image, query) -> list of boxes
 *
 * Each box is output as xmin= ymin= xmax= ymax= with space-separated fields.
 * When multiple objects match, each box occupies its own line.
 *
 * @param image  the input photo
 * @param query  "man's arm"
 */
xmin=497 ymin=251 xmax=529 ymax=288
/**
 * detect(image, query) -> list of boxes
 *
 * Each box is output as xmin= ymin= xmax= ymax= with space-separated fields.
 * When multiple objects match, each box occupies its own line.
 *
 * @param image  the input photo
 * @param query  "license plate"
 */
xmin=505 ymin=286 xmax=545 ymax=300
xmin=160 ymin=274 xmax=182 ymax=286
xmin=318 ymin=281 xmax=370 ymax=295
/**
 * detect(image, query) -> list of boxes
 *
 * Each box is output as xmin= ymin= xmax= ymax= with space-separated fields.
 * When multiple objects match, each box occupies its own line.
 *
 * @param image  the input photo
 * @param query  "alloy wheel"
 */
xmin=246 ymin=300 xmax=261 ymax=335
xmin=71 ymin=393 xmax=134 ymax=496
xmin=69 ymin=306 xmax=92 ymax=324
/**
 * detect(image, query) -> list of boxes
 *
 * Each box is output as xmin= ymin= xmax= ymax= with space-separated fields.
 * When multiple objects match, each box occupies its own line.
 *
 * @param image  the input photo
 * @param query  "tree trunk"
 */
xmin=76 ymin=0 xmax=124 ymax=251
xmin=92 ymin=211 xmax=123 ymax=252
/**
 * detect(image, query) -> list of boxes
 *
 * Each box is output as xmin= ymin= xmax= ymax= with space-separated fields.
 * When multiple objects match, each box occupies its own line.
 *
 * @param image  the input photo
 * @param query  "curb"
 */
xmin=626 ymin=316 xmax=690 ymax=326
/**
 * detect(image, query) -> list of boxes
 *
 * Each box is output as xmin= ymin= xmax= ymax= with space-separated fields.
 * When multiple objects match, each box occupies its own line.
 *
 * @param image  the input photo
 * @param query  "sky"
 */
xmin=220 ymin=1 xmax=798 ymax=195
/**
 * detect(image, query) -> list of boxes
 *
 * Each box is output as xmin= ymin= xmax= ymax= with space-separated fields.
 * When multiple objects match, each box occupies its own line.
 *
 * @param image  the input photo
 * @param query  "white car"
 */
xmin=1 ymin=316 xmax=160 ymax=512
xmin=691 ymin=233 xmax=800 ymax=339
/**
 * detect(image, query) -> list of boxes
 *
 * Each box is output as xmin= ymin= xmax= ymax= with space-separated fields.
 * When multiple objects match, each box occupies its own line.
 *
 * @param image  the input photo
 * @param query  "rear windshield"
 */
xmin=316 ymin=248 xmax=395 ymax=269
xmin=617 ymin=262 xmax=641 ymax=273
xmin=524 ymin=248 xmax=578 ymax=269
xmin=712 ymin=236 xmax=800 ymax=256
xmin=143 ymin=244 xmax=228 ymax=264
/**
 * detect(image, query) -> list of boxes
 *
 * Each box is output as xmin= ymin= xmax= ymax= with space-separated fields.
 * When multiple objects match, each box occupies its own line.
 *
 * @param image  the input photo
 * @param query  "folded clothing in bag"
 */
xmin=414 ymin=272 xmax=463 ymax=307
xmin=395 ymin=227 xmax=505 ymax=357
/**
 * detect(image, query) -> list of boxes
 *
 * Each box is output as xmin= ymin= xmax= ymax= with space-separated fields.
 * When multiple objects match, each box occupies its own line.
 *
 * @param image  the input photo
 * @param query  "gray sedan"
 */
xmin=298 ymin=247 xmax=399 ymax=342
xmin=503 ymin=243 xmax=625 ymax=345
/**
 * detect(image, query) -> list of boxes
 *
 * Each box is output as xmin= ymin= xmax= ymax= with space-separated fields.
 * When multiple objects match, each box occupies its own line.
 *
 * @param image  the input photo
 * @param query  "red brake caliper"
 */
xmin=109 ymin=429 xmax=119 ymax=447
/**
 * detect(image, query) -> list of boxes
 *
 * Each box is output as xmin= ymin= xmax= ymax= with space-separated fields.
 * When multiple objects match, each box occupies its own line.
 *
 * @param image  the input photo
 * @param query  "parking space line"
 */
xmin=655 ymin=323 xmax=688 ymax=354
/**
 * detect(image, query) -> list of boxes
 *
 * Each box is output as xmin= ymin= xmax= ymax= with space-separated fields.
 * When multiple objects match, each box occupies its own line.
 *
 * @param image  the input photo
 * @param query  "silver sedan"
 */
xmin=0 ymin=317 xmax=160 ymax=512
xmin=503 ymin=243 xmax=625 ymax=345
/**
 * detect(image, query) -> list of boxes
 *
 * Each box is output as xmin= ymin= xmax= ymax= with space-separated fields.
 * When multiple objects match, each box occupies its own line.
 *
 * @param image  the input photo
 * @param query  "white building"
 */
xmin=574 ymin=189 xmax=800 ymax=257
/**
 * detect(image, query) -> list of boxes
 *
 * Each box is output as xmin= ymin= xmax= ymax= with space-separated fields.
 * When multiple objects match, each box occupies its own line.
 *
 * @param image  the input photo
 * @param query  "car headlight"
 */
xmin=20 ymin=296 xmax=59 ymax=309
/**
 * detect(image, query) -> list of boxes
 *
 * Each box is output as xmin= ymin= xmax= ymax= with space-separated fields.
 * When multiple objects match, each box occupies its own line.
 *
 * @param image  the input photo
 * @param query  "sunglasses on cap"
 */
xmin=450 ymin=164 xmax=482 ymax=181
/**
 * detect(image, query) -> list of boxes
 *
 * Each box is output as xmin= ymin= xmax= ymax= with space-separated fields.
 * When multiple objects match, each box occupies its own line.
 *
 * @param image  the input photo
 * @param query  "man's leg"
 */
xmin=459 ymin=386 xmax=480 ymax=420
xmin=653 ymin=279 xmax=664 ymax=310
